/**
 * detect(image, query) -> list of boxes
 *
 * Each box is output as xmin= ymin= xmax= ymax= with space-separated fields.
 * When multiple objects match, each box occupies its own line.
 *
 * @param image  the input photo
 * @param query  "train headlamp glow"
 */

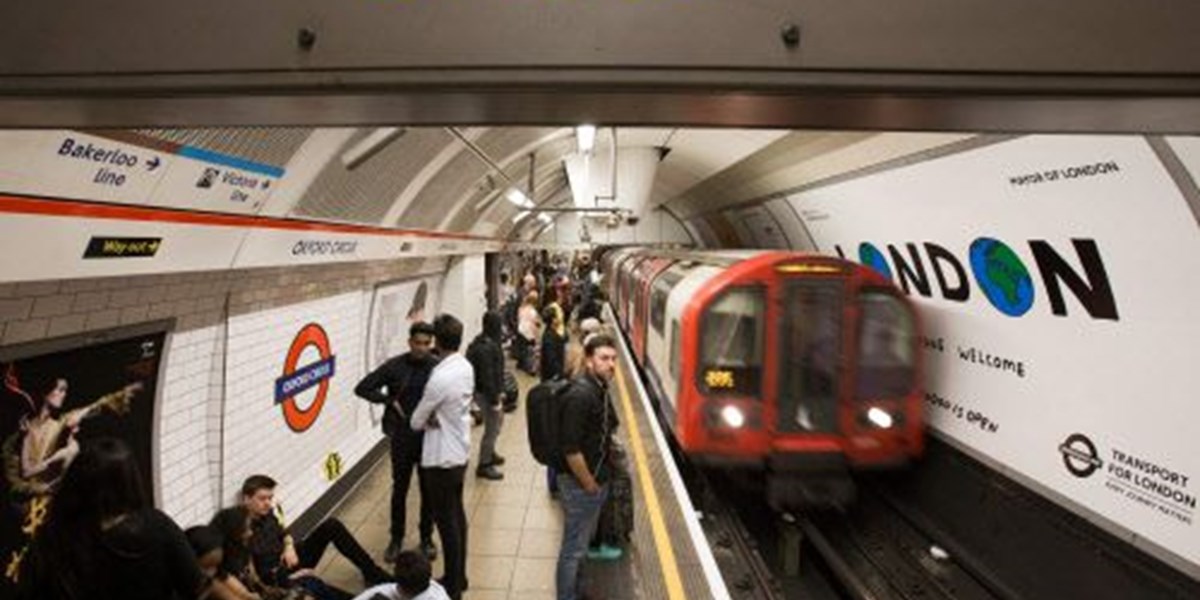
xmin=720 ymin=405 xmax=746 ymax=429
xmin=866 ymin=407 xmax=894 ymax=429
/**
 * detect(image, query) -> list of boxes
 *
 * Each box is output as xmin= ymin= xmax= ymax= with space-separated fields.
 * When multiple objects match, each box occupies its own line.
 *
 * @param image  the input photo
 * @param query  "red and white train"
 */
xmin=598 ymin=247 xmax=925 ymax=506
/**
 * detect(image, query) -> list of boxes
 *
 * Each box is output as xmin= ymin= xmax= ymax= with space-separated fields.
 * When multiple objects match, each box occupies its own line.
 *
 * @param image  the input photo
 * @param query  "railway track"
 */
xmin=799 ymin=481 xmax=1002 ymax=600
xmin=684 ymin=464 xmax=786 ymax=600
xmin=683 ymin=457 xmax=1004 ymax=600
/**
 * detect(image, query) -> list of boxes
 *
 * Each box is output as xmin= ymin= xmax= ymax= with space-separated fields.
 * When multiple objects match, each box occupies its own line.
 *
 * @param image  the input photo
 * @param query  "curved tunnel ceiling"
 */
xmin=96 ymin=125 xmax=801 ymax=244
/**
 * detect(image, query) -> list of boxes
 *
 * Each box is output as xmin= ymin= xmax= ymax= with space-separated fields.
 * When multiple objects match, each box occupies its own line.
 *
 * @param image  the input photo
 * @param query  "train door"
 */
xmin=777 ymin=280 xmax=843 ymax=434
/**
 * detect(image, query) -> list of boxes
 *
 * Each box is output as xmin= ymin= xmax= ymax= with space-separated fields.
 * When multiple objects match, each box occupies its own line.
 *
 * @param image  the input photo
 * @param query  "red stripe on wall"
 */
xmin=0 ymin=194 xmax=490 ymax=241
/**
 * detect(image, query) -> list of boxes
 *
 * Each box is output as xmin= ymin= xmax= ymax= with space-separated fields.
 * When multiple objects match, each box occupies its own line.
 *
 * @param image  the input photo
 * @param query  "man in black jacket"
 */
xmin=465 ymin=311 xmax=506 ymax=480
xmin=555 ymin=334 xmax=620 ymax=600
xmin=355 ymin=321 xmax=439 ymax=563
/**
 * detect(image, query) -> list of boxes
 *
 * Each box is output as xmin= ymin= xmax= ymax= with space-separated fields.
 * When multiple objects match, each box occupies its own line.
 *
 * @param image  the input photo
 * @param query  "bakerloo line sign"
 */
xmin=836 ymin=237 xmax=1119 ymax=321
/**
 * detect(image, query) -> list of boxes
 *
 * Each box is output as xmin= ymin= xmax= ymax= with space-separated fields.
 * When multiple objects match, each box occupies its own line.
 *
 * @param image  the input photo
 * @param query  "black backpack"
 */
xmin=526 ymin=378 xmax=573 ymax=467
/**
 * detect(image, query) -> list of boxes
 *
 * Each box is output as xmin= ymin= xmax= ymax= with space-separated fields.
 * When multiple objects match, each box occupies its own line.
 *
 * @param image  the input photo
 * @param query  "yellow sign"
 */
xmin=323 ymin=452 xmax=343 ymax=481
xmin=776 ymin=263 xmax=840 ymax=274
xmin=704 ymin=369 xmax=736 ymax=390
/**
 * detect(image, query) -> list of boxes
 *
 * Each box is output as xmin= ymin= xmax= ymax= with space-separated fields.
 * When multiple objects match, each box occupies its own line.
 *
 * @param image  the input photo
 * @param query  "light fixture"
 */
xmin=537 ymin=213 xmax=553 ymax=224
xmin=720 ymin=405 xmax=745 ymax=429
xmin=512 ymin=210 xmax=531 ymax=223
xmin=576 ymin=125 xmax=596 ymax=154
xmin=340 ymin=127 xmax=406 ymax=170
xmin=505 ymin=189 xmax=533 ymax=208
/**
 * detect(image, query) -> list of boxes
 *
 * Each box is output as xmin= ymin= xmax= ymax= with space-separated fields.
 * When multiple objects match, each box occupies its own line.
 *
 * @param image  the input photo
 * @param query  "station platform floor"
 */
xmin=313 ymin=331 xmax=727 ymax=599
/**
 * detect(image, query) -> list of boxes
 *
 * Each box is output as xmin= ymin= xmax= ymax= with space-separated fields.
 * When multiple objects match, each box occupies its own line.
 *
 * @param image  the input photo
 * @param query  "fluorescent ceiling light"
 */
xmin=505 ymin=189 xmax=533 ymax=208
xmin=576 ymin=125 xmax=596 ymax=153
xmin=537 ymin=213 xmax=553 ymax=224
xmin=512 ymin=210 xmax=531 ymax=223
xmin=341 ymin=127 xmax=406 ymax=170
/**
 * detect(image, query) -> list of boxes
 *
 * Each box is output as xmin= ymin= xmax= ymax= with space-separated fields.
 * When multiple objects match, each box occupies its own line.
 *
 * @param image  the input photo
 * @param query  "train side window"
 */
xmin=698 ymin=287 xmax=765 ymax=396
xmin=650 ymin=271 xmax=682 ymax=336
xmin=670 ymin=320 xmax=681 ymax=380
xmin=650 ymin=287 xmax=667 ymax=334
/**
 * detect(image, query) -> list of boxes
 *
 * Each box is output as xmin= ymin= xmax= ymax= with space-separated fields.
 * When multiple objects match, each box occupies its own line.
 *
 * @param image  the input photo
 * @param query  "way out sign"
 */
xmin=274 ymin=323 xmax=336 ymax=433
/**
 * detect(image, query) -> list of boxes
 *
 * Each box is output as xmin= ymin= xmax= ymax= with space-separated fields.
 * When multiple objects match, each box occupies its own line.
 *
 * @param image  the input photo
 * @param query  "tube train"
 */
xmin=598 ymin=247 xmax=925 ymax=507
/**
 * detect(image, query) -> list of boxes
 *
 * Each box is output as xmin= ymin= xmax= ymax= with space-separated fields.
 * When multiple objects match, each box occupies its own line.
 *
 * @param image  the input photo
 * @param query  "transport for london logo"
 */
xmin=275 ymin=323 xmax=337 ymax=433
xmin=1058 ymin=433 xmax=1102 ymax=478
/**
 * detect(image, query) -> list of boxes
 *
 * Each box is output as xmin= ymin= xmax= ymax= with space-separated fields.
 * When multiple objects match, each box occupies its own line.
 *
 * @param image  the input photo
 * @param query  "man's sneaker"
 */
xmin=586 ymin=544 xmax=623 ymax=561
xmin=490 ymin=453 xmax=506 ymax=466
xmin=476 ymin=465 xmax=504 ymax=480
xmin=420 ymin=538 xmax=438 ymax=562
xmin=383 ymin=539 xmax=401 ymax=563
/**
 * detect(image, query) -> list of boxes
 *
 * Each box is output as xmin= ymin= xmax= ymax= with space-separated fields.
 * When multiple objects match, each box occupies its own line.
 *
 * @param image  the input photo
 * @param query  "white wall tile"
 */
xmin=1 ymin=257 xmax=446 ymax=529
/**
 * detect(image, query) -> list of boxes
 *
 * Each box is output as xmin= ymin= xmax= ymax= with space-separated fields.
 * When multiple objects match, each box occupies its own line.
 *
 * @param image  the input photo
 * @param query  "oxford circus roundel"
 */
xmin=275 ymin=323 xmax=337 ymax=433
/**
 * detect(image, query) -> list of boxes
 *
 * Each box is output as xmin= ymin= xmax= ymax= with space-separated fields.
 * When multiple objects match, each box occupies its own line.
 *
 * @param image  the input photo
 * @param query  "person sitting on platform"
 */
xmin=350 ymin=550 xmax=450 ymax=600
xmin=211 ymin=505 xmax=302 ymax=600
xmin=242 ymin=474 xmax=390 ymax=598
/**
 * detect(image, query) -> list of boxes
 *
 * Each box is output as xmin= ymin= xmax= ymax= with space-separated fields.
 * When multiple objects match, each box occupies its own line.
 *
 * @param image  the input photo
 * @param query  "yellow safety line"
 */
xmin=613 ymin=362 xmax=688 ymax=600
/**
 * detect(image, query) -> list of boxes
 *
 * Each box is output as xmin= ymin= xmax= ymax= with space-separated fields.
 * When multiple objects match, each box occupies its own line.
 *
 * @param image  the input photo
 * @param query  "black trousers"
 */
xmin=422 ymin=465 xmax=468 ymax=600
xmin=297 ymin=519 xmax=379 ymax=599
xmin=391 ymin=431 xmax=435 ymax=544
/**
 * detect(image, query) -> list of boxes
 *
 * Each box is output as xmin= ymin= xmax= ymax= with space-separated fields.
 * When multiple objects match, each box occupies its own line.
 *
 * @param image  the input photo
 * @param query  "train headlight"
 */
xmin=720 ymin=405 xmax=746 ymax=429
xmin=866 ymin=407 xmax=894 ymax=429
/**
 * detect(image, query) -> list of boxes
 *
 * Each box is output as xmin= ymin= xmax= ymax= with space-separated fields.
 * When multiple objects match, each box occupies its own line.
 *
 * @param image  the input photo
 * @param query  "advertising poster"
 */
xmin=789 ymin=135 xmax=1200 ymax=572
xmin=736 ymin=204 xmax=791 ymax=249
xmin=0 ymin=329 xmax=164 ymax=592
xmin=365 ymin=276 xmax=443 ymax=426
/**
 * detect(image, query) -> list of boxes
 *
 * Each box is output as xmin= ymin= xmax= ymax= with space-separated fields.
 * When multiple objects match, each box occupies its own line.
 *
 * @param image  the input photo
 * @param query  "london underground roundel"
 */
xmin=275 ymin=323 xmax=337 ymax=433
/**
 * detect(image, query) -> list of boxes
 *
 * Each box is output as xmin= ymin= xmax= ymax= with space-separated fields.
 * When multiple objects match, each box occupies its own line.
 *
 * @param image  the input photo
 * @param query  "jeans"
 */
xmin=556 ymin=475 xmax=609 ymax=600
xmin=390 ymin=431 xmax=434 ymax=544
xmin=422 ymin=465 xmax=469 ymax=600
xmin=476 ymin=394 xmax=505 ymax=466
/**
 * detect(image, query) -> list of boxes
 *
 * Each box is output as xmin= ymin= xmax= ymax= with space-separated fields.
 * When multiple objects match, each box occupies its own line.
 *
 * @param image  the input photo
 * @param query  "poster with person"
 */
xmin=0 ymin=328 xmax=163 ymax=592
xmin=365 ymin=275 xmax=443 ymax=426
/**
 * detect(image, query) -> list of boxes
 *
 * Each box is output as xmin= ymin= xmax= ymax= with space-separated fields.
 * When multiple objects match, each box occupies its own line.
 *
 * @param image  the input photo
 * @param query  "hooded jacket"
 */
xmin=466 ymin=312 xmax=505 ymax=402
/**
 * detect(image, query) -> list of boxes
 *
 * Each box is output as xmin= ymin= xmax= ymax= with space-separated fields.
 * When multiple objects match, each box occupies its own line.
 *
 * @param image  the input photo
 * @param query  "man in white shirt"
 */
xmin=351 ymin=550 xmax=450 ymax=600
xmin=410 ymin=314 xmax=474 ymax=600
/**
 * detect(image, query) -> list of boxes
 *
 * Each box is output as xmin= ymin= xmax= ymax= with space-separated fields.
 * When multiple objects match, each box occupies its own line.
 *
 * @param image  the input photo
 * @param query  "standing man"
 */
xmin=354 ymin=321 xmax=439 ymax=563
xmin=555 ymin=334 xmax=620 ymax=600
xmin=466 ymin=311 xmax=506 ymax=480
xmin=411 ymin=314 xmax=474 ymax=600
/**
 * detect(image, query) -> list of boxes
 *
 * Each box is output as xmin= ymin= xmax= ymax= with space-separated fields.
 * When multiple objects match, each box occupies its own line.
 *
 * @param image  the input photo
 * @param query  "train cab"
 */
xmin=610 ymin=248 xmax=924 ymax=507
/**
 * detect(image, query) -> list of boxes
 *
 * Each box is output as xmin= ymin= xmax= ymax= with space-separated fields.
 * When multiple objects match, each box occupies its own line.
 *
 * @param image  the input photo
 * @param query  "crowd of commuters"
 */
xmin=498 ymin=251 xmax=630 ymax=600
xmin=18 ymin=251 xmax=627 ymax=600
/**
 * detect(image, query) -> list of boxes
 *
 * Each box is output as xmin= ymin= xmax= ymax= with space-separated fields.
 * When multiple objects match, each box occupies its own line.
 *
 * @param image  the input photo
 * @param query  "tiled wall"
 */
xmin=0 ymin=255 xmax=447 ymax=529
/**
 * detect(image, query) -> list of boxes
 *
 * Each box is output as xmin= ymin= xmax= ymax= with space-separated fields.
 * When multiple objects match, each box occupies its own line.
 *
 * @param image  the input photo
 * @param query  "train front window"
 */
xmin=779 ymin=281 xmax=843 ymax=433
xmin=855 ymin=291 xmax=916 ymax=400
xmin=699 ymin=287 xmax=764 ymax=396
